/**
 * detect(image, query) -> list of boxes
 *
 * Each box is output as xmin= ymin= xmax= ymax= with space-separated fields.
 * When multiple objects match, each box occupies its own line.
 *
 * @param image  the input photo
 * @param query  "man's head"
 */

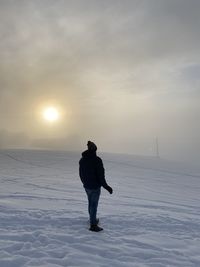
xmin=87 ymin=141 xmax=97 ymax=152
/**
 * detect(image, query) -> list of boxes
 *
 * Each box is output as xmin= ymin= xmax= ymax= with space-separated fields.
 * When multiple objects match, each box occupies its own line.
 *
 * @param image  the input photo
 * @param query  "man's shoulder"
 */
xmin=96 ymin=156 xmax=103 ymax=164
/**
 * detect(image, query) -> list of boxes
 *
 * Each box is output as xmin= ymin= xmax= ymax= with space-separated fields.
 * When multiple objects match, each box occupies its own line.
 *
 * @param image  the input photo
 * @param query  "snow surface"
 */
xmin=0 ymin=149 xmax=200 ymax=267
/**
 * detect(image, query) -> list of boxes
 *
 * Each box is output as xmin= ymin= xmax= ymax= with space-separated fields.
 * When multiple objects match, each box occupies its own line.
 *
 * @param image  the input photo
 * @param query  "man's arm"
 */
xmin=79 ymin=159 xmax=84 ymax=184
xmin=96 ymin=158 xmax=113 ymax=194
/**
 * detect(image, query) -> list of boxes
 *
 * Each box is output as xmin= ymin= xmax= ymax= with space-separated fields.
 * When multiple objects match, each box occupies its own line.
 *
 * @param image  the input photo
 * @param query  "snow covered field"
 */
xmin=0 ymin=149 xmax=200 ymax=267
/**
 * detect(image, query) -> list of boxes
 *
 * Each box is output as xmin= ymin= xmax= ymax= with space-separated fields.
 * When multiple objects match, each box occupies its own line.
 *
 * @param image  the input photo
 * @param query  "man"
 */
xmin=79 ymin=141 xmax=113 ymax=232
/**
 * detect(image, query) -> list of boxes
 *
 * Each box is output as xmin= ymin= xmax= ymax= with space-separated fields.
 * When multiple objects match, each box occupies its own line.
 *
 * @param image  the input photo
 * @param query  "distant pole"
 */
xmin=156 ymin=137 xmax=160 ymax=158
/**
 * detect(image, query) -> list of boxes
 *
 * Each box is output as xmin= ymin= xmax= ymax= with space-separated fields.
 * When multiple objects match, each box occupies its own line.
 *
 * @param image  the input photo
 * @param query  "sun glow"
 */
xmin=43 ymin=107 xmax=60 ymax=122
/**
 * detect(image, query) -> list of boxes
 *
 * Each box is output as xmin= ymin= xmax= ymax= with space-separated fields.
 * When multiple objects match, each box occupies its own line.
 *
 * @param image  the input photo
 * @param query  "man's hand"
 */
xmin=106 ymin=185 xmax=113 ymax=194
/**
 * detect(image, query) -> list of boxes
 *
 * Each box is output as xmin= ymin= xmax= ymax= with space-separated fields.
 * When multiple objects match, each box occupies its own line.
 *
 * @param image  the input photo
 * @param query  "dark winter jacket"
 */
xmin=79 ymin=150 xmax=109 ymax=190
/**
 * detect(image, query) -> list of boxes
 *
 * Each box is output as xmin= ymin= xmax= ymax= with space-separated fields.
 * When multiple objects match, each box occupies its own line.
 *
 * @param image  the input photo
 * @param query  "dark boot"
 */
xmin=89 ymin=224 xmax=103 ymax=232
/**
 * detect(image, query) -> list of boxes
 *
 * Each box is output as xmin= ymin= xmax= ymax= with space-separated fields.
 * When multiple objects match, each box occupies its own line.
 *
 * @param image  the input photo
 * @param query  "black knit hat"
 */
xmin=87 ymin=141 xmax=97 ymax=151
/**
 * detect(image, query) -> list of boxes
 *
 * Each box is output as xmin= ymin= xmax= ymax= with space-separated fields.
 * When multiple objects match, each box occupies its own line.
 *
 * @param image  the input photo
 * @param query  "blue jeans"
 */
xmin=85 ymin=188 xmax=101 ymax=225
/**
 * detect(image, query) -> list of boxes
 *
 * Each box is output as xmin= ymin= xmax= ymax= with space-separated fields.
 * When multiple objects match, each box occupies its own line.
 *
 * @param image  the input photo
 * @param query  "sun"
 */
xmin=43 ymin=107 xmax=60 ymax=122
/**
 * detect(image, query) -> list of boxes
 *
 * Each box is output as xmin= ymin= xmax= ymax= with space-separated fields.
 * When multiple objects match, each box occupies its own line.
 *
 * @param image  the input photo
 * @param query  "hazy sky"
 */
xmin=0 ymin=0 xmax=200 ymax=163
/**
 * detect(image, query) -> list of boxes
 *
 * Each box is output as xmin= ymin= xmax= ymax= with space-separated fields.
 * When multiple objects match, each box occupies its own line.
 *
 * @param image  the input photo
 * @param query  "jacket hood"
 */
xmin=82 ymin=150 xmax=96 ymax=158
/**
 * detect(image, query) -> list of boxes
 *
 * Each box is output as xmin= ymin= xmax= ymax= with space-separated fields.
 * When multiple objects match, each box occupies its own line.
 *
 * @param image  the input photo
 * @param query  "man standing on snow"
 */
xmin=79 ymin=141 xmax=113 ymax=232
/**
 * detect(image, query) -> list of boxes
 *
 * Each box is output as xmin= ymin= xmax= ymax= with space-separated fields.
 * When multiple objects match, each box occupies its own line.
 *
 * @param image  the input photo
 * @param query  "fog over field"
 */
xmin=0 ymin=0 xmax=200 ymax=163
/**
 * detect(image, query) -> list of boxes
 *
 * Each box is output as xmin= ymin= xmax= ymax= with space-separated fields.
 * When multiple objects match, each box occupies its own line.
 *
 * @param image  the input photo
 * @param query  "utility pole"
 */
xmin=156 ymin=137 xmax=160 ymax=158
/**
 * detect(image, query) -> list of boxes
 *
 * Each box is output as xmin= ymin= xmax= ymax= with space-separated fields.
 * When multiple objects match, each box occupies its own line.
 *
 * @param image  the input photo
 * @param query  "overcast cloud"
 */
xmin=0 ymin=0 xmax=200 ymax=163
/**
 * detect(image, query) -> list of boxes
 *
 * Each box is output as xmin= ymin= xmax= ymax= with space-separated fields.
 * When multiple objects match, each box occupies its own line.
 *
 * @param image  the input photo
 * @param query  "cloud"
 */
xmin=1 ymin=0 xmax=200 ymax=98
